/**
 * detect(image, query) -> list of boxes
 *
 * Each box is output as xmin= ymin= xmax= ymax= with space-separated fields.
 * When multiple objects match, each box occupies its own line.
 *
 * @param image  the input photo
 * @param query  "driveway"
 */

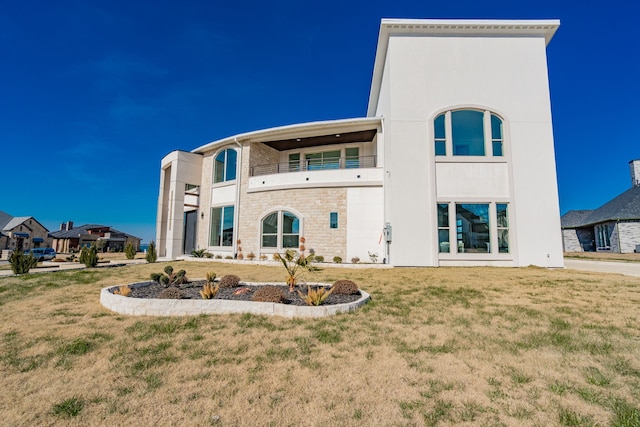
xmin=564 ymin=259 xmax=640 ymax=277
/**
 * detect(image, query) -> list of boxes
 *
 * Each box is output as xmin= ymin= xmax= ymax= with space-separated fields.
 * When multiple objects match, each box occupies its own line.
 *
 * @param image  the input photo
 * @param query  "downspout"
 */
xmin=233 ymin=137 xmax=242 ymax=258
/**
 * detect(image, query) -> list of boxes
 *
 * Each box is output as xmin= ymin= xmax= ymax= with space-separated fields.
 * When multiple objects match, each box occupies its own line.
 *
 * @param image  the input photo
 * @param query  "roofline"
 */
xmin=191 ymin=117 xmax=383 ymax=154
xmin=366 ymin=18 xmax=561 ymax=116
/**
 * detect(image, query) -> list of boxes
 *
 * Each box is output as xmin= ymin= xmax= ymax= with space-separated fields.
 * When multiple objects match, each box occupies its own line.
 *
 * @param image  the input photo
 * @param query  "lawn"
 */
xmin=0 ymin=261 xmax=639 ymax=426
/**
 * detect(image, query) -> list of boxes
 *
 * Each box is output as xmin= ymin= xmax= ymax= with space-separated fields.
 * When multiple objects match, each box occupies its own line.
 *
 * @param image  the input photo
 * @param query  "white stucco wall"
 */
xmin=156 ymin=151 xmax=203 ymax=259
xmin=380 ymin=34 xmax=563 ymax=267
xmin=346 ymin=187 xmax=385 ymax=263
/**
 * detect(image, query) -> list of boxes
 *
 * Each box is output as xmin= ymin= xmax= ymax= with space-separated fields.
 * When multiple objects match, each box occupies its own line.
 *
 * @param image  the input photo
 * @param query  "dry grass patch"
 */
xmin=565 ymin=251 xmax=640 ymax=263
xmin=0 ymin=262 xmax=639 ymax=425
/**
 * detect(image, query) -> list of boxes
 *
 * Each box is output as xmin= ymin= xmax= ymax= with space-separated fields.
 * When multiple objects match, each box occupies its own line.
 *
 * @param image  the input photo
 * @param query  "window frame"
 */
xmin=260 ymin=210 xmax=302 ymax=251
xmin=436 ymin=202 xmax=510 ymax=256
xmin=433 ymin=108 xmax=505 ymax=159
xmin=209 ymin=205 xmax=235 ymax=247
xmin=213 ymin=148 xmax=238 ymax=184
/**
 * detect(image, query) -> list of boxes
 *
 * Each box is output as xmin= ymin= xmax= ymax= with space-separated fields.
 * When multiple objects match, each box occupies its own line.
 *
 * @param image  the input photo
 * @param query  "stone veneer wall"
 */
xmin=249 ymin=142 xmax=280 ymax=170
xmin=562 ymin=229 xmax=582 ymax=252
xmin=238 ymin=144 xmax=348 ymax=260
xmin=617 ymin=221 xmax=640 ymax=253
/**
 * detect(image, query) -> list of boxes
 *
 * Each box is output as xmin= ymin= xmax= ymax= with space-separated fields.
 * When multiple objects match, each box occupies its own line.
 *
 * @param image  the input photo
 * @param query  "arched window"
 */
xmin=261 ymin=211 xmax=300 ymax=249
xmin=213 ymin=149 xmax=237 ymax=183
xmin=434 ymin=109 xmax=504 ymax=157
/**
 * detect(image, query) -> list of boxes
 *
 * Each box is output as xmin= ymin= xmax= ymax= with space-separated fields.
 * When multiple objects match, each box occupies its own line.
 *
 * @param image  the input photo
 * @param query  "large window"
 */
xmin=210 ymin=206 xmax=234 ymax=246
xmin=261 ymin=211 xmax=300 ymax=249
xmin=434 ymin=109 xmax=504 ymax=157
xmin=213 ymin=149 xmax=237 ymax=183
xmin=305 ymin=150 xmax=341 ymax=170
xmin=437 ymin=202 xmax=509 ymax=254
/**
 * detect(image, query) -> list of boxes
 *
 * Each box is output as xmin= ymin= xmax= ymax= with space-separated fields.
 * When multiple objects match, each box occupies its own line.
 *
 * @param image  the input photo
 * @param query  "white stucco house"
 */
xmin=156 ymin=18 xmax=565 ymax=268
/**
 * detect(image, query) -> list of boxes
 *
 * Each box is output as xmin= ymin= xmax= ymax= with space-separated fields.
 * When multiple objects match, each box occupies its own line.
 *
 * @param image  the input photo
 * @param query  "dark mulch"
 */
xmin=124 ymin=281 xmax=362 ymax=306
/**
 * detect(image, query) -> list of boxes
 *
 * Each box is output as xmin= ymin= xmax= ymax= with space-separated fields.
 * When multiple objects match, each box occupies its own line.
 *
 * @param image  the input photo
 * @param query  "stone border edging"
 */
xmin=100 ymin=281 xmax=370 ymax=318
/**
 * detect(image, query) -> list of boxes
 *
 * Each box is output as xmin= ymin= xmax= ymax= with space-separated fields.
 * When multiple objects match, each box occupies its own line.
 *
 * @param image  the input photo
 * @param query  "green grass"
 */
xmin=52 ymin=396 xmax=84 ymax=418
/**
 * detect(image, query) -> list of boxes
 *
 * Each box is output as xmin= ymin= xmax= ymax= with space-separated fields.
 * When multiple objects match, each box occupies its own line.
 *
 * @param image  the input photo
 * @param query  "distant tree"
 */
xmin=124 ymin=242 xmax=136 ymax=260
xmin=146 ymin=241 xmax=158 ymax=263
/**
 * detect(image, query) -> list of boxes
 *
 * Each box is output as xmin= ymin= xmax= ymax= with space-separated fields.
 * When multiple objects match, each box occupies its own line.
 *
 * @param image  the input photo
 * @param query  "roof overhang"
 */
xmin=192 ymin=117 xmax=382 ymax=154
xmin=367 ymin=18 xmax=561 ymax=116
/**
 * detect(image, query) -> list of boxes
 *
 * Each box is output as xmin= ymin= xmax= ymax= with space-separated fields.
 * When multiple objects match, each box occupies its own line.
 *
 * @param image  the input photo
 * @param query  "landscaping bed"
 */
xmin=125 ymin=280 xmax=362 ymax=306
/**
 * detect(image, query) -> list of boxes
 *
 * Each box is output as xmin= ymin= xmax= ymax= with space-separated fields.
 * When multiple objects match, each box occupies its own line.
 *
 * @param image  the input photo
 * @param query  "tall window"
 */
xmin=345 ymin=147 xmax=360 ymax=168
xmin=456 ymin=204 xmax=490 ymax=253
xmin=261 ymin=211 xmax=300 ymax=249
xmin=437 ymin=203 xmax=450 ymax=252
xmin=434 ymin=109 xmax=504 ymax=157
xmin=213 ymin=149 xmax=237 ymax=183
xmin=496 ymin=203 xmax=509 ymax=253
xmin=210 ymin=206 xmax=234 ymax=246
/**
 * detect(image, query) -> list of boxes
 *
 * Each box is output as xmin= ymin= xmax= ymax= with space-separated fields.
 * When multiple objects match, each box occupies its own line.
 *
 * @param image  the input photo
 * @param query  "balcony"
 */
xmin=247 ymin=155 xmax=382 ymax=193
xmin=250 ymin=155 xmax=377 ymax=177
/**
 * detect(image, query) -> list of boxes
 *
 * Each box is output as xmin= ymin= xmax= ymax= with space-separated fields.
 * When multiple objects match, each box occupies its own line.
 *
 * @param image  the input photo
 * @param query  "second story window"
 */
xmin=214 ymin=149 xmax=237 ymax=183
xmin=434 ymin=109 xmax=504 ymax=157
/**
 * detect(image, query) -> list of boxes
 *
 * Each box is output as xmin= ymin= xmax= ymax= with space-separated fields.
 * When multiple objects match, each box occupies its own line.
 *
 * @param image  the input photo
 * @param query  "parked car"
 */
xmin=24 ymin=248 xmax=56 ymax=261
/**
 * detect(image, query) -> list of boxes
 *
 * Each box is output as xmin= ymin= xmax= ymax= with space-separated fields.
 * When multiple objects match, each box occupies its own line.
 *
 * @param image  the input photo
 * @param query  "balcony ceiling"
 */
xmin=261 ymin=129 xmax=377 ymax=151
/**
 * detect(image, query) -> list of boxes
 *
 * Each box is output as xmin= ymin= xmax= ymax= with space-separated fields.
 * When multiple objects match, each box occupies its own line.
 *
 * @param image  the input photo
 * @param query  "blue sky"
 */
xmin=1 ymin=0 xmax=638 ymax=243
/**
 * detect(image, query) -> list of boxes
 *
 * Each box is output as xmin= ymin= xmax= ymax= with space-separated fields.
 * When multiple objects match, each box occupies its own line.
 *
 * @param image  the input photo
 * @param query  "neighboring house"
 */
xmin=0 ymin=210 xmax=51 ymax=258
xmin=156 ymin=18 xmax=564 ymax=268
xmin=50 ymin=221 xmax=142 ymax=253
xmin=561 ymin=160 xmax=640 ymax=253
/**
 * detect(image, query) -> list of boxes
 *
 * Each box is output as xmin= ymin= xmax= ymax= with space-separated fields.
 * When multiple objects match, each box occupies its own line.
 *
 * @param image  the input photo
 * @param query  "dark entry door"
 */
xmin=183 ymin=211 xmax=197 ymax=254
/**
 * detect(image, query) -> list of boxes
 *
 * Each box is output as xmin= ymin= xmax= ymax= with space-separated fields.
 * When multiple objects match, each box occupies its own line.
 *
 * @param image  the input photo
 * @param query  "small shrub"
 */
xmin=204 ymin=252 xmax=213 ymax=258
xmin=252 ymin=286 xmax=286 ymax=303
xmin=65 ymin=254 xmax=77 ymax=262
xmin=333 ymin=256 xmax=343 ymax=264
xmin=314 ymin=255 xmax=324 ymax=263
xmin=125 ymin=242 xmax=136 ymax=259
xmin=332 ymin=279 xmax=359 ymax=295
xmin=206 ymin=272 xmax=216 ymax=283
xmin=159 ymin=287 xmax=185 ymax=299
xmin=215 ymin=254 xmax=222 ymax=259
xmin=247 ymin=252 xmax=256 ymax=260
xmin=224 ymin=255 xmax=233 ymax=259
xmin=237 ymin=253 xmax=244 ymax=260
xmin=259 ymin=254 xmax=268 ymax=261
xmin=113 ymin=285 xmax=131 ymax=297
xmin=9 ymin=250 xmax=38 ymax=274
xmin=273 ymin=253 xmax=280 ymax=261
xmin=220 ymin=274 xmax=241 ymax=288
xmin=150 ymin=265 xmax=187 ymax=287
xmin=298 ymin=285 xmax=333 ymax=306
xmin=368 ymin=251 xmax=379 ymax=263
xmin=146 ymin=241 xmax=158 ymax=263
xmin=351 ymin=256 xmax=360 ymax=264
xmin=200 ymin=283 xmax=219 ymax=299
xmin=191 ymin=249 xmax=207 ymax=258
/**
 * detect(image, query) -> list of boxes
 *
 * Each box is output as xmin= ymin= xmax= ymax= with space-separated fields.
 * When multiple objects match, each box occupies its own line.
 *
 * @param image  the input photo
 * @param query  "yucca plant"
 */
xmin=298 ymin=285 xmax=333 ymax=306
xmin=200 ymin=282 xmax=219 ymax=299
xmin=276 ymin=249 xmax=320 ymax=292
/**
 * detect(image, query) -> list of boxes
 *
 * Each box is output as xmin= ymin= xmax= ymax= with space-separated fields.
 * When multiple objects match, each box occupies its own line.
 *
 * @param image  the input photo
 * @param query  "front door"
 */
xmin=183 ymin=210 xmax=197 ymax=254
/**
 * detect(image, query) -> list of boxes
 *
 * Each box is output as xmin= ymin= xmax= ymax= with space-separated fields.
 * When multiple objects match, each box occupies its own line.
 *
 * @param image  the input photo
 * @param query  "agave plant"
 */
xmin=298 ymin=285 xmax=333 ymax=306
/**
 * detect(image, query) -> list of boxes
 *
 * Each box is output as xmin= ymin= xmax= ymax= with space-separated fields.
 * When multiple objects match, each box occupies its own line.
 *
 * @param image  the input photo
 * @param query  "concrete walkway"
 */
xmin=564 ymin=259 xmax=640 ymax=277
xmin=0 ymin=259 xmax=146 ymax=277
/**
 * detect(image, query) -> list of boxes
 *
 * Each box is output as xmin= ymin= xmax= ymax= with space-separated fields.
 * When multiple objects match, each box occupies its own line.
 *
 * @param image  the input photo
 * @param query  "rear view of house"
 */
xmin=156 ymin=18 xmax=565 ymax=267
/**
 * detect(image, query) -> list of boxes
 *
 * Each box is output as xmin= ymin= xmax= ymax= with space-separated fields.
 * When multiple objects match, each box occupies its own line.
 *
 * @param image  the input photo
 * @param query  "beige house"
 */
xmin=156 ymin=19 xmax=564 ymax=268
xmin=0 ymin=210 xmax=51 ymax=259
